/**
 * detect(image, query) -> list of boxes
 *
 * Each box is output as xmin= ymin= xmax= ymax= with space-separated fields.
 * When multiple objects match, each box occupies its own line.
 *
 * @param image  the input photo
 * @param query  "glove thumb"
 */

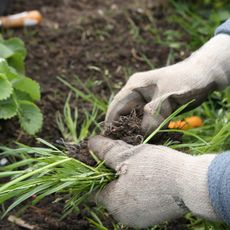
xmin=88 ymin=135 xmax=132 ymax=170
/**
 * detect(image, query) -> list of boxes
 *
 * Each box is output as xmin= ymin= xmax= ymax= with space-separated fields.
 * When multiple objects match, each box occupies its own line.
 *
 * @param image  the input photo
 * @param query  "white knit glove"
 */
xmin=89 ymin=136 xmax=219 ymax=228
xmin=106 ymin=34 xmax=230 ymax=134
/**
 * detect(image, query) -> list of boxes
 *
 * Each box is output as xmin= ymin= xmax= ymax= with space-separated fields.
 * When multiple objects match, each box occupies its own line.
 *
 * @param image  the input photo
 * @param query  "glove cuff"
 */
xmin=177 ymin=154 xmax=219 ymax=220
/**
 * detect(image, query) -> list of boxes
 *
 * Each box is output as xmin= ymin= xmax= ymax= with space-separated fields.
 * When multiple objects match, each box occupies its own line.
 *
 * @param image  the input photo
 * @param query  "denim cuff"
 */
xmin=215 ymin=18 xmax=230 ymax=35
xmin=208 ymin=151 xmax=230 ymax=224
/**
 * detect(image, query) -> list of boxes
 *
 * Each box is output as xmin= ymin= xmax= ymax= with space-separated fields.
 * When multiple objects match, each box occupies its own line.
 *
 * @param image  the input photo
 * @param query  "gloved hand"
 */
xmin=106 ymin=34 xmax=230 ymax=134
xmin=89 ymin=136 xmax=219 ymax=228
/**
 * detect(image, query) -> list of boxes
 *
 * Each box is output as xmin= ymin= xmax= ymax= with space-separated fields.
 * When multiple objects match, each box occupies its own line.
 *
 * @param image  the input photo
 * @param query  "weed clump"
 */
xmin=57 ymin=107 xmax=183 ymax=167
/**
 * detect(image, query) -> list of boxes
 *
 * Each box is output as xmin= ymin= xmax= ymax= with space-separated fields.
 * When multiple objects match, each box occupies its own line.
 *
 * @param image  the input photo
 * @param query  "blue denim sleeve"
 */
xmin=215 ymin=18 xmax=230 ymax=35
xmin=207 ymin=19 xmax=230 ymax=224
xmin=208 ymin=151 xmax=230 ymax=224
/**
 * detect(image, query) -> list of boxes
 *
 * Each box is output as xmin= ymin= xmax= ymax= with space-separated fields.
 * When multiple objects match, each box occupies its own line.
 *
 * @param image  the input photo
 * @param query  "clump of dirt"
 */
xmin=103 ymin=109 xmax=144 ymax=145
xmin=102 ymin=109 xmax=183 ymax=145
xmin=57 ymin=138 xmax=96 ymax=166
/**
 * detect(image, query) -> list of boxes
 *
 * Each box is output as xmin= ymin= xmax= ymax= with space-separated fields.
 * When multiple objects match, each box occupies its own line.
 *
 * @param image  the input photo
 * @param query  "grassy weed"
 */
xmin=0 ymin=139 xmax=115 ymax=218
xmin=56 ymin=93 xmax=100 ymax=143
xmin=58 ymin=76 xmax=108 ymax=113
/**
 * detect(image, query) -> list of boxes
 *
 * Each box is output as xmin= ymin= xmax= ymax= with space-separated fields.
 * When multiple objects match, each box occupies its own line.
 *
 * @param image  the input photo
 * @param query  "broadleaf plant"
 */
xmin=0 ymin=36 xmax=42 ymax=135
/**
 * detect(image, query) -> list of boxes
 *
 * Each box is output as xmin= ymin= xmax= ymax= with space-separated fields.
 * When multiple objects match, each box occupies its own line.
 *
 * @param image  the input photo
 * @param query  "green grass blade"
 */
xmin=144 ymin=100 xmax=194 ymax=144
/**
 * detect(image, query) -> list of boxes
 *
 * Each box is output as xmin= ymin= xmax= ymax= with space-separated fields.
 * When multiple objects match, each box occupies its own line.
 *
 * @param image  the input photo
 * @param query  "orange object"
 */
xmin=0 ymin=11 xmax=42 ymax=28
xmin=168 ymin=116 xmax=203 ymax=130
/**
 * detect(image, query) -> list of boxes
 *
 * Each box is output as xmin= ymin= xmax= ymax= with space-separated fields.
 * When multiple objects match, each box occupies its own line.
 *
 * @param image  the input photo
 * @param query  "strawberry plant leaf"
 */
xmin=0 ymin=58 xmax=18 ymax=80
xmin=2 ymin=38 xmax=27 ymax=57
xmin=14 ymin=90 xmax=32 ymax=101
xmin=18 ymin=100 xmax=43 ymax=135
xmin=0 ymin=43 xmax=14 ymax=58
xmin=0 ymin=96 xmax=17 ymax=119
xmin=14 ymin=77 xmax=41 ymax=101
xmin=0 ymin=74 xmax=13 ymax=100
xmin=0 ymin=38 xmax=26 ymax=73
xmin=0 ymin=37 xmax=42 ymax=135
xmin=7 ymin=53 xmax=25 ymax=74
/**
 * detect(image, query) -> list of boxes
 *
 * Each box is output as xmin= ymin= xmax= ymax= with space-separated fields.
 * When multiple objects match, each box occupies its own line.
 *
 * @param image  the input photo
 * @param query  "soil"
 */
xmin=0 ymin=0 xmax=188 ymax=229
xmin=0 ymin=196 xmax=91 ymax=230
xmin=103 ymin=109 xmax=144 ymax=145
xmin=102 ymin=108 xmax=182 ymax=146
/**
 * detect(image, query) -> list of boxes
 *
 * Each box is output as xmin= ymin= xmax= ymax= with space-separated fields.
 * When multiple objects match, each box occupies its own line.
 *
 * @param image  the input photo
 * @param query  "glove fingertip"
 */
xmin=141 ymin=113 xmax=162 ymax=136
xmin=88 ymin=135 xmax=118 ymax=161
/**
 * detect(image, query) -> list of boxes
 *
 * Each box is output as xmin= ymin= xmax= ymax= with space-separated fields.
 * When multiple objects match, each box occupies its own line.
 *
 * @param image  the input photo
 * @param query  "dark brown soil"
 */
xmin=0 ymin=196 xmax=91 ymax=230
xmin=57 ymin=138 xmax=96 ymax=166
xmin=103 ymin=109 xmax=144 ymax=145
xmin=0 ymin=0 xmax=188 ymax=229
xmin=102 ymin=108 xmax=182 ymax=146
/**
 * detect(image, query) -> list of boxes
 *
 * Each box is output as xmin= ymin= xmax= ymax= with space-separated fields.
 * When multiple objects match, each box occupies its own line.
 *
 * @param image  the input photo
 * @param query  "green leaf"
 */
xmin=7 ymin=53 xmax=25 ymax=73
xmin=1 ymin=38 xmax=26 ymax=73
xmin=0 ymin=73 xmax=13 ymax=100
xmin=0 ymin=96 xmax=17 ymax=119
xmin=0 ymin=43 xmax=14 ymax=58
xmin=14 ymin=90 xmax=32 ymax=101
xmin=2 ymin=38 xmax=26 ymax=58
xmin=14 ymin=77 xmax=41 ymax=101
xmin=0 ymin=58 xmax=18 ymax=80
xmin=18 ymin=101 xmax=43 ymax=135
